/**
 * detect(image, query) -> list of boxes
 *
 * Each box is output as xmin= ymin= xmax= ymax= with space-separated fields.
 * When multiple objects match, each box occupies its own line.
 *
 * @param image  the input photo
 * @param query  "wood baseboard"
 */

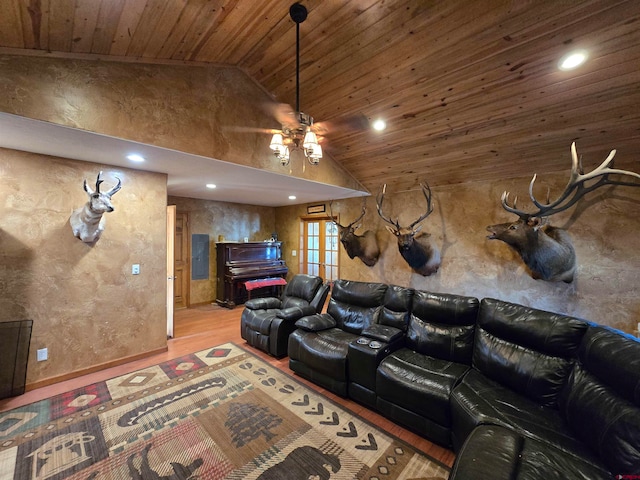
xmin=25 ymin=346 xmax=169 ymax=391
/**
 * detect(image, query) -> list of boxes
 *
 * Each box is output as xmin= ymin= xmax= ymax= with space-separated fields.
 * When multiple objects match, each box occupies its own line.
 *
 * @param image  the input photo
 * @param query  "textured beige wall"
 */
xmin=0 ymin=54 xmax=363 ymax=192
xmin=0 ymin=148 xmax=168 ymax=385
xmin=276 ymin=172 xmax=640 ymax=334
xmin=168 ymin=196 xmax=276 ymax=305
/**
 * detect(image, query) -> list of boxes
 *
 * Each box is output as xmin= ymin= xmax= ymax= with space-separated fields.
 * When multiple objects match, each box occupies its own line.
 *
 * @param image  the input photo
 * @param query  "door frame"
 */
xmin=166 ymin=205 xmax=175 ymax=338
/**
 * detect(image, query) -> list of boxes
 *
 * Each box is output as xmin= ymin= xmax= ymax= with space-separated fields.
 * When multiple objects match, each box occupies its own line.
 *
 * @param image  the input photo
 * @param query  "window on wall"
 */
xmin=300 ymin=217 xmax=339 ymax=282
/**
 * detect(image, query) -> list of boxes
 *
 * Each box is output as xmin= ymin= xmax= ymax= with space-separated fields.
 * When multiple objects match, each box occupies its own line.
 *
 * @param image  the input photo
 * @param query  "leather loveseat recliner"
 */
xmin=288 ymin=279 xmax=412 ymax=397
xmin=240 ymin=274 xmax=329 ymax=358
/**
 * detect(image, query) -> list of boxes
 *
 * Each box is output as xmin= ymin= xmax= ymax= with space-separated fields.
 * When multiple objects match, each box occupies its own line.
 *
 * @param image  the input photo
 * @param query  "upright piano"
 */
xmin=215 ymin=241 xmax=288 ymax=308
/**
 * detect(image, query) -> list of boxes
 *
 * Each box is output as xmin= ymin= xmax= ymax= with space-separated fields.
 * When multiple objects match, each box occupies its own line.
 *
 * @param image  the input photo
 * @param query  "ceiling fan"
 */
xmin=260 ymin=3 xmax=370 ymax=166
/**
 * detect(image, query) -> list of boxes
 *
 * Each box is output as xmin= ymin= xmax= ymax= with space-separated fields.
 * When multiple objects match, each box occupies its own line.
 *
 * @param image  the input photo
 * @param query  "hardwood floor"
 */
xmin=0 ymin=303 xmax=455 ymax=468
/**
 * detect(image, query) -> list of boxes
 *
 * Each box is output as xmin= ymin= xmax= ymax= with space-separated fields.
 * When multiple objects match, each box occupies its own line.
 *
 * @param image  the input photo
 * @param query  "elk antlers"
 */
xmin=502 ymin=142 xmax=640 ymax=221
xmin=376 ymin=183 xmax=433 ymax=230
xmin=328 ymin=198 xmax=366 ymax=228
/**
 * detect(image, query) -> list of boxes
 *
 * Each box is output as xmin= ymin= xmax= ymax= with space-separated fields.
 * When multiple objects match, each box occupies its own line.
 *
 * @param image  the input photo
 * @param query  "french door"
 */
xmin=300 ymin=217 xmax=339 ymax=282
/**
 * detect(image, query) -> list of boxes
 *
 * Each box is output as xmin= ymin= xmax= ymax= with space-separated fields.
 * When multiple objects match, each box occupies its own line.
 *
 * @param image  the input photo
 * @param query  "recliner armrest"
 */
xmin=361 ymin=324 xmax=404 ymax=343
xmin=295 ymin=313 xmax=337 ymax=332
xmin=277 ymin=304 xmax=316 ymax=321
xmin=244 ymin=297 xmax=281 ymax=310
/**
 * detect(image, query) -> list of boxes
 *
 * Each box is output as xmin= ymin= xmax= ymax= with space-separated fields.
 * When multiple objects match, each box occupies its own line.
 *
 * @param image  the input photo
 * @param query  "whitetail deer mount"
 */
xmin=70 ymin=171 xmax=122 ymax=243
xmin=377 ymin=183 xmax=441 ymax=276
xmin=328 ymin=199 xmax=380 ymax=267
xmin=487 ymin=142 xmax=640 ymax=282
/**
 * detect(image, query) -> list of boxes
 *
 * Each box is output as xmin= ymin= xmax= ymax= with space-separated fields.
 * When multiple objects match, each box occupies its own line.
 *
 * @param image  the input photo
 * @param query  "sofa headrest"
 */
xmin=331 ymin=279 xmax=388 ymax=307
xmin=284 ymin=274 xmax=323 ymax=303
xmin=478 ymin=298 xmax=588 ymax=357
xmin=412 ymin=291 xmax=479 ymax=326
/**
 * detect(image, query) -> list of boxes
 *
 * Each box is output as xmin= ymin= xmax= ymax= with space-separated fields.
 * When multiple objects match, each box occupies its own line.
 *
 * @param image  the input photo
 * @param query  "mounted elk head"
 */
xmin=487 ymin=142 xmax=640 ymax=282
xmin=377 ymin=183 xmax=441 ymax=276
xmin=328 ymin=199 xmax=380 ymax=267
xmin=70 ymin=171 xmax=122 ymax=243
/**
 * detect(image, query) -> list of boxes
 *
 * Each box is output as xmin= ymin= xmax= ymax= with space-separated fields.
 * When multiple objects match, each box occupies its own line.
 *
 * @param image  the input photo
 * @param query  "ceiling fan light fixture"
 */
xmin=269 ymin=3 xmax=324 ymax=166
xmin=307 ymin=143 xmax=322 ymax=165
xmin=303 ymin=130 xmax=318 ymax=149
xmin=269 ymin=133 xmax=284 ymax=150
xmin=279 ymin=146 xmax=291 ymax=166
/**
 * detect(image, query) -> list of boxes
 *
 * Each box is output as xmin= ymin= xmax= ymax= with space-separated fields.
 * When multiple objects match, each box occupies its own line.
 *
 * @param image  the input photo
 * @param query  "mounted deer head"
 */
xmin=377 ymin=183 xmax=441 ymax=276
xmin=70 ymin=171 xmax=122 ymax=243
xmin=328 ymin=198 xmax=380 ymax=267
xmin=487 ymin=142 xmax=640 ymax=282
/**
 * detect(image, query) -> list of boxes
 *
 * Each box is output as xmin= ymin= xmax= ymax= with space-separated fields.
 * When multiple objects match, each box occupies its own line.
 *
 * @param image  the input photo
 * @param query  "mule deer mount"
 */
xmin=328 ymin=199 xmax=380 ymax=267
xmin=487 ymin=142 xmax=640 ymax=282
xmin=70 ymin=171 xmax=122 ymax=243
xmin=377 ymin=183 xmax=441 ymax=276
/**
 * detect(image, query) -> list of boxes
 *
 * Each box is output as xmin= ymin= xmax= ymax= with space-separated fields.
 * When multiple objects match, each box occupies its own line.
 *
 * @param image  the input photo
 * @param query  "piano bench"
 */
xmin=244 ymin=277 xmax=287 ymax=300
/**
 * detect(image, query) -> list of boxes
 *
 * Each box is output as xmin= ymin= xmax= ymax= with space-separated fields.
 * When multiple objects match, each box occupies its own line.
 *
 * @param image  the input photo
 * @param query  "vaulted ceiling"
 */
xmin=1 ymin=0 xmax=639 ymax=194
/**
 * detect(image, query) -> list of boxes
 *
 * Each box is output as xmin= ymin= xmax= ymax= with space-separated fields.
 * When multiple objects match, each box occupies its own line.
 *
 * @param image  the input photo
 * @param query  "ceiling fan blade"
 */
xmin=264 ymin=102 xmax=301 ymax=130
xmin=222 ymin=125 xmax=281 ymax=135
xmin=312 ymin=113 xmax=370 ymax=136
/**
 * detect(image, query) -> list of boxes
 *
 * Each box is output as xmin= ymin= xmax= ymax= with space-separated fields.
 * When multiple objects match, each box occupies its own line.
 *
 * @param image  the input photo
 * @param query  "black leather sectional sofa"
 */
xmin=286 ymin=279 xmax=640 ymax=479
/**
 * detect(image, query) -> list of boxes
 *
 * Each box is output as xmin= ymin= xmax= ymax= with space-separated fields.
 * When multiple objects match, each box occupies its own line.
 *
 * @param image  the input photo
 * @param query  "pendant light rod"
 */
xmin=289 ymin=2 xmax=308 ymax=113
xmin=295 ymin=19 xmax=300 ymax=112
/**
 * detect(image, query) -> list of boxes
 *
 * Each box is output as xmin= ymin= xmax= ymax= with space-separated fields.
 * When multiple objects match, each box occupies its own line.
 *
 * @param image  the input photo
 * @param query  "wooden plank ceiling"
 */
xmin=1 ymin=0 xmax=639 ymax=194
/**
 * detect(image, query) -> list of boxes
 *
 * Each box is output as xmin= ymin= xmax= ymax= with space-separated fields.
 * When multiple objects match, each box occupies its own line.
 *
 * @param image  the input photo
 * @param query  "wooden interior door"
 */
xmin=300 ymin=217 xmax=339 ymax=282
xmin=174 ymin=212 xmax=190 ymax=309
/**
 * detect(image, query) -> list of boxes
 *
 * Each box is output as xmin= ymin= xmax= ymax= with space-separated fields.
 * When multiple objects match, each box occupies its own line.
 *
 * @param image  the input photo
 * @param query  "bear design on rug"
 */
xmin=257 ymin=446 xmax=341 ymax=480
xmin=126 ymin=443 xmax=203 ymax=480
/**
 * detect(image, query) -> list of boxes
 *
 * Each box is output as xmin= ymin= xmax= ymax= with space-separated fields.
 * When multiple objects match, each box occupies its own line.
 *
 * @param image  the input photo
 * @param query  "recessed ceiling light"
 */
xmin=372 ymin=119 xmax=386 ymax=131
xmin=206 ymin=183 xmax=216 ymax=189
xmin=559 ymin=50 xmax=588 ymax=71
xmin=288 ymin=195 xmax=297 ymax=200
xmin=126 ymin=154 xmax=145 ymax=162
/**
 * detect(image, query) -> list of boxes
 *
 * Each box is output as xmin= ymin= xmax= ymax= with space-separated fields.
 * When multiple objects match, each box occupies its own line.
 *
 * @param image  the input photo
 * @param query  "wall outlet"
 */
xmin=132 ymin=264 xmax=140 ymax=275
xmin=292 ymin=250 xmax=297 ymax=257
xmin=37 ymin=348 xmax=48 ymax=361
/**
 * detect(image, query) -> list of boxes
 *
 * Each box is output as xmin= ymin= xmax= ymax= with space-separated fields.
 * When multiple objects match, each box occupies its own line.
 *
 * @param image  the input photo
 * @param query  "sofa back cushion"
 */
xmin=378 ymin=284 xmax=414 ymax=331
xmin=473 ymin=298 xmax=589 ymax=408
xmin=327 ymin=280 xmax=388 ymax=334
xmin=406 ymin=290 xmax=479 ymax=363
xmin=558 ymin=326 xmax=640 ymax=473
xmin=281 ymin=274 xmax=323 ymax=308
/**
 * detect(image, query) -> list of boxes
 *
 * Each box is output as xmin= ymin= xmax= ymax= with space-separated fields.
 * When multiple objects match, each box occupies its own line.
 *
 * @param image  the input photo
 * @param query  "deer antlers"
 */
xmin=376 ymin=183 xmax=433 ymax=230
xmin=502 ymin=142 xmax=640 ymax=221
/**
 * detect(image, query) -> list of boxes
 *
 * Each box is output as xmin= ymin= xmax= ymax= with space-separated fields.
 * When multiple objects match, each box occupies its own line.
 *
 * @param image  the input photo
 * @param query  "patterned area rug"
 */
xmin=0 ymin=343 xmax=450 ymax=480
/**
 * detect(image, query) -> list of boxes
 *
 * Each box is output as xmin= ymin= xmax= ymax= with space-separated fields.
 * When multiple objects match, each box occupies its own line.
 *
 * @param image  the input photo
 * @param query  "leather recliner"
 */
xmin=375 ymin=290 xmax=479 ymax=447
xmin=288 ymin=279 xmax=413 ymax=397
xmin=240 ymin=274 xmax=329 ymax=358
